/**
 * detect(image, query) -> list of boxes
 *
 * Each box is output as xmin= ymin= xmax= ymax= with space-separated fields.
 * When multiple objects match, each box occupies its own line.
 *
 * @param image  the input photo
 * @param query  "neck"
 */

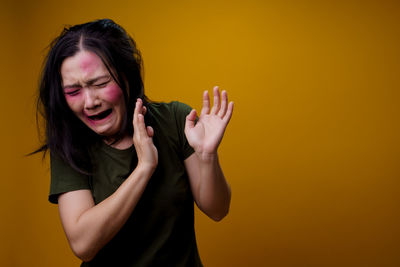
xmin=103 ymin=134 xmax=133 ymax=150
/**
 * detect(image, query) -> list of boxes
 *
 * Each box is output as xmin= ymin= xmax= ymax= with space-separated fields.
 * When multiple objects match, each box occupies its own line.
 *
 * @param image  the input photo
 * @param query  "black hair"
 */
xmin=34 ymin=19 xmax=148 ymax=174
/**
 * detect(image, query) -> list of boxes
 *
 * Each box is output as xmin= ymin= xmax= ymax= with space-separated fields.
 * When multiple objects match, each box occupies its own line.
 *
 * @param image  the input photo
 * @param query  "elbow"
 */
xmin=209 ymin=205 xmax=230 ymax=222
xmin=203 ymin=194 xmax=231 ymax=222
xmin=77 ymin=253 xmax=95 ymax=263
xmin=78 ymin=254 xmax=95 ymax=263
xmin=211 ymin=190 xmax=231 ymax=222
xmin=69 ymin=239 xmax=97 ymax=262
xmin=198 ymin=186 xmax=231 ymax=222
xmin=210 ymin=214 xmax=226 ymax=222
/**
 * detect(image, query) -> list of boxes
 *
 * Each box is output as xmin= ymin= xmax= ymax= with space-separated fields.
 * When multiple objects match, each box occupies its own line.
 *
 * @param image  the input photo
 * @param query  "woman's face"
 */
xmin=61 ymin=50 xmax=125 ymax=138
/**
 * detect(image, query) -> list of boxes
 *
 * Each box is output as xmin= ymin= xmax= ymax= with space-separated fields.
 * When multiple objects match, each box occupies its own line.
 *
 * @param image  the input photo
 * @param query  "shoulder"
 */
xmin=147 ymin=101 xmax=193 ymax=128
xmin=148 ymin=101 xmax=192 ymax=117
xmin=147 ymin=101 xmax=194 ymax=159
xmin=49 ymin=152 xmax=91 ymax=204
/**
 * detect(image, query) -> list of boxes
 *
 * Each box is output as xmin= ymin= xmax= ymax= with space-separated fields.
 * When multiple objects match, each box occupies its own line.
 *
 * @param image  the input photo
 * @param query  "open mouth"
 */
xmin=88 ymin=109 xmax=112 ymax=121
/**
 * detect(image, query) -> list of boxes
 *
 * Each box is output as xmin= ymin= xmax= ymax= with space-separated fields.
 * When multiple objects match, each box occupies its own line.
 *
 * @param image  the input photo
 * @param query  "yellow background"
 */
xmin=1 ymin=0 xmax=399 ymax=266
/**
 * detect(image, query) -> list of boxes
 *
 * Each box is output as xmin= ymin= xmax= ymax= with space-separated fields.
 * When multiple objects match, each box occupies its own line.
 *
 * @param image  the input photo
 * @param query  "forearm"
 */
xmin=60 ymin=166 xmax=153 ymax=261
xmin=192 ymin=153 xmax=231 ymax=221
xmin=184 ymin=86 xmax=234 ymax=221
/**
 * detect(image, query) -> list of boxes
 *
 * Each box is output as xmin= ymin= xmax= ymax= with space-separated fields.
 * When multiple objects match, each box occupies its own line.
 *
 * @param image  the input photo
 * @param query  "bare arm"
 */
xmin=184 ymin=86 xmax=233 ymax=221
xmin=58 ymin=99 xmax=157 ymax=262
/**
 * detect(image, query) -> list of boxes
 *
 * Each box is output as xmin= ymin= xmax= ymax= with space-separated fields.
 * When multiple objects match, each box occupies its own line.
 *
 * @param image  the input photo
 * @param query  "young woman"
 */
xmin=36 ymin=19 xmax=233 ymax=266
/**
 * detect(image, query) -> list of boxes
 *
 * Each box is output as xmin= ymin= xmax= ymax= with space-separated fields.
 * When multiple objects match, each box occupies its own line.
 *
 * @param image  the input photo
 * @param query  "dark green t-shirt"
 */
xmin=49 ymin=101 xmax=203 ymax=267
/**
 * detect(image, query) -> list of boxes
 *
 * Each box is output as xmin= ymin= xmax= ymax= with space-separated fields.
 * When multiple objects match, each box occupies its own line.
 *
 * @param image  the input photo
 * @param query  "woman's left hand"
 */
xmin=185 ymin=86 xmax=234 ymax=161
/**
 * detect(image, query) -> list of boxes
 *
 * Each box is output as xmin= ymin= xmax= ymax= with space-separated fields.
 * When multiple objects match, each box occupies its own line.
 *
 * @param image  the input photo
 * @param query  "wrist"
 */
xmin=195 ymin=151 xmax=219 ymax=164
xmin=135 ymin=162 xmax=157 ymax=178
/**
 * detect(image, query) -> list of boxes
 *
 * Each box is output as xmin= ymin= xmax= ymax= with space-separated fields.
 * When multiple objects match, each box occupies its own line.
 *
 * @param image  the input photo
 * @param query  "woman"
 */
xmin=36 ymin=19 xmax=233 ymax=266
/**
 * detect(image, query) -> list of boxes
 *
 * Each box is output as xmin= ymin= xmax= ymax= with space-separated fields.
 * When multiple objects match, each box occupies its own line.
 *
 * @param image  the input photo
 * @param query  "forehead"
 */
xmin=61 ymin=50 xmax=109 ymax=84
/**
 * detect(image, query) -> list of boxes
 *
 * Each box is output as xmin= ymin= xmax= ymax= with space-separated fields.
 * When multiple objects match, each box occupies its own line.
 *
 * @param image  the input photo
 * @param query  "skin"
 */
xmin=184 ymin=88 xmax=233 ymax=220
xmin=61 ymin=50 xmax=127 ymax=145
xmin=58 ymin=50 xmax=233 ymax=261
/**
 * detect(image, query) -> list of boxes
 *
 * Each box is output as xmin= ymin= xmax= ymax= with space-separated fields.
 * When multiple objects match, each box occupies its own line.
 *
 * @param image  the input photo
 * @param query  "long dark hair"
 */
xmin=34 ymin=19 xmax=147 ymax=174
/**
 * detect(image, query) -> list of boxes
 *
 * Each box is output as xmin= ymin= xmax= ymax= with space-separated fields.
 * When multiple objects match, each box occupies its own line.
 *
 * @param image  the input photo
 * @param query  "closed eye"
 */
xmin=93 ymin=76 xmax=112 ymax=88
xmin=94 ymin=80 xmax=110 ymax=88
xmin=65 ymin=88 xmax=81 ymax=96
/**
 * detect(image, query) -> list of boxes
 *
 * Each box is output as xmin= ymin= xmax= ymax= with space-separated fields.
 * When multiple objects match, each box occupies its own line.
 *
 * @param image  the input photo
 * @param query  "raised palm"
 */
xmin=185 ymin=87 xmax=234 ymax=159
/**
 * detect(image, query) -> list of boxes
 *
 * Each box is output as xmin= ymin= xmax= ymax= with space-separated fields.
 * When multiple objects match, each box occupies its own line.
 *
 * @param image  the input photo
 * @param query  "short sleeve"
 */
xmin=49 ymin=154 xmax=91 ymax=204
xmin=172 ymin=101 xmax=195 ymax=160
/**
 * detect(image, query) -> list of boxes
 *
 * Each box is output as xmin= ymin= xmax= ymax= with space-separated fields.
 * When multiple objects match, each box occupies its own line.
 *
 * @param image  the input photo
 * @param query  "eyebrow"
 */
xmin=63 ymin=75 xmax=111 ymax=89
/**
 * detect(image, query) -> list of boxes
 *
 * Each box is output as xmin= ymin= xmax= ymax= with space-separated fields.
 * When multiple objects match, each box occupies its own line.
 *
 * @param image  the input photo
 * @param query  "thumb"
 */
xmin=185 ymin=109 xmax=197 ymax=131
xmin=146 ymin=126 xmax=154 ymax=137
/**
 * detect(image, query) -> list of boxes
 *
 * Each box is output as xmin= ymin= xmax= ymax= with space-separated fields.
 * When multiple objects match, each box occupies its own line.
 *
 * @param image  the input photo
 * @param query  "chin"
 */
xmin=96 ymin=125 xmax=121 ymax=138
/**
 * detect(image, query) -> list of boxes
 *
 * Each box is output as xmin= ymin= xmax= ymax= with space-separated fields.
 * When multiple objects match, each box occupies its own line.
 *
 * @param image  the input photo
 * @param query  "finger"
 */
xmin=218 ymin=90 xmax=228 ymax=118
xmin=223 ymin=101 xmax=234 ymax=124
xmin=137 ymin=113 xmax=147 ymax=136
xmin=185 ymin=109 xmax=197 ymax=131
xmin=142 ymin=106 xmax=147 ymax=116
xmin=200 ymin=91 xmax=210 ymax=116
xmin=146 ymin=126 xmax=154 ymax=137
xmin=133 ymin=98 xmax=143 ymax=124
xmin=210 ymin=86 xmax=220 ymax=115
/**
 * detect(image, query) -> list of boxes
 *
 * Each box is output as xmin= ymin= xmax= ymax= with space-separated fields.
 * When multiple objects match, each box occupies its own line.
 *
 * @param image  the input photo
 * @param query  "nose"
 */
xmin=83 ymin=89 xmax=101 ymax=110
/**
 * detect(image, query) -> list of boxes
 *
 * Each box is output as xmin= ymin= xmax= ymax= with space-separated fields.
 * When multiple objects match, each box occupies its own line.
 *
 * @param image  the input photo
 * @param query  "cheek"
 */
xmin=65 ymin=95 xmax=83 ymax=112
xmin=104 ymin=84 xmax=124 ymax=104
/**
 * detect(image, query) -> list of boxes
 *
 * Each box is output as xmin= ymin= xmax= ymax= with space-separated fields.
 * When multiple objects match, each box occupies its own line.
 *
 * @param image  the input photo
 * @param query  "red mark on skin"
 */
xmin=104 ymin=83 xmax=123 ymax=104
xmin=64 ymin=93 xmax=82 ymax=105
xmin=79 ymin=52 xmax=101 ymax=74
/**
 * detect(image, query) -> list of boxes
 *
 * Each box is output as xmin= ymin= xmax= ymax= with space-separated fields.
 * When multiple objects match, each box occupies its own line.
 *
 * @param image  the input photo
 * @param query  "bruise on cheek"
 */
xmin=105 ymin=83 xmax=124 ymax=103
xmin=65 ymin=94 xmax=76 ymax=101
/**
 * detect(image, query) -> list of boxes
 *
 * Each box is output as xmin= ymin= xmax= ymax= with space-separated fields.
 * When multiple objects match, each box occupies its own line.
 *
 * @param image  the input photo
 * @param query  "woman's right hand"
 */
xmin=133 ymin=98 xmax=158 ymax=173
xmin=59 ymin=101 xmax=158 ymax=261
xmin=57 ymin=99 xmax=157 ymax=262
